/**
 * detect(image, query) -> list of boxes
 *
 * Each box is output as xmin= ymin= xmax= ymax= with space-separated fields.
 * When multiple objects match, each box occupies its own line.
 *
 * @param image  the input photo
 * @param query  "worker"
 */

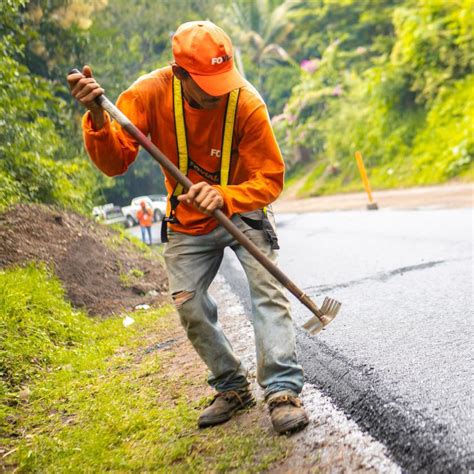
xmin=137 ymin=200 xmax=153 ymax=245
xmin=67 ymin=20 xmax=308 ymax=434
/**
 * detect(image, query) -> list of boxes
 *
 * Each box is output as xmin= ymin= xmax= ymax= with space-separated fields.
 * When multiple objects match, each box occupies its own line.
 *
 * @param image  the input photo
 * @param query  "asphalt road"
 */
xmin=219 ymin=208 xmax=473 ymax=472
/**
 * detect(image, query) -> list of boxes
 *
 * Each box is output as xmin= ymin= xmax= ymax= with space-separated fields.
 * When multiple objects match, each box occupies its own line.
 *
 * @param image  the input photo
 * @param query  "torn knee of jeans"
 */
xmin=171 ymin=290 xmax=195 ymax=310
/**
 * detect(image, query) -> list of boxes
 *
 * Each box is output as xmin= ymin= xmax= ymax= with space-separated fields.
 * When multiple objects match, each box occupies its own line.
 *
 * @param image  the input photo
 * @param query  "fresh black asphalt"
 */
xmin=218 ymin=208 xmax=473 ymax=473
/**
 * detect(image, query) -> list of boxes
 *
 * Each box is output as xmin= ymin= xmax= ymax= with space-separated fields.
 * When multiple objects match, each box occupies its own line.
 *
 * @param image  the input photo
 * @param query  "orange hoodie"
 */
xmin=82 ymin=66 xmax=284 ymax=235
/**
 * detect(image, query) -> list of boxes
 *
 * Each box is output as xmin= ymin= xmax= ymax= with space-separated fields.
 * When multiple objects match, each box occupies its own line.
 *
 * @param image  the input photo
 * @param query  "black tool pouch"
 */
xmin=160 ymin=196 xmax=180 ymax=243
xmin=261 ymin=217 xmax=280 ymax=249
xmin=239 ymin=209 xmax=280 ymax=250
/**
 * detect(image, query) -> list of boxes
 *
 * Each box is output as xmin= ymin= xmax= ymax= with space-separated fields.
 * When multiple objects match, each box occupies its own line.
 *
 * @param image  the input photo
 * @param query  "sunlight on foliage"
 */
xmin=277 ymin=0 xmax=474 ymax=195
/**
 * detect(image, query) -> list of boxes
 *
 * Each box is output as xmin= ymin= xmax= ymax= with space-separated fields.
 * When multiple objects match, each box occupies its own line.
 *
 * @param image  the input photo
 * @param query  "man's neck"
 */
xmin=182 ymin=89 xmax=203 ymax=109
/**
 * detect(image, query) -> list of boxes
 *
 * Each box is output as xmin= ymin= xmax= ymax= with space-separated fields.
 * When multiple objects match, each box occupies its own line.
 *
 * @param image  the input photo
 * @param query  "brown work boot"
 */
xmin=267 ymin=392 xmax=309 ymax=434
xmin=198 ymin=390 xmax=255 ymax=428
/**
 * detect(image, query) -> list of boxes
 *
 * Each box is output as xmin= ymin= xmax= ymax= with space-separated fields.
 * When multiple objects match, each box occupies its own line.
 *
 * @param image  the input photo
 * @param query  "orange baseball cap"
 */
xmin=172 ymin=21 xmax=246 ymax=96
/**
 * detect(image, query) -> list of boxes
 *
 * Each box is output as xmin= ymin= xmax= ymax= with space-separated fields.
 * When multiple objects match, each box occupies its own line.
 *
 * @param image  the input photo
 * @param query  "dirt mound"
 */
xmin=0 ymin=204 xmax=168 ymax=316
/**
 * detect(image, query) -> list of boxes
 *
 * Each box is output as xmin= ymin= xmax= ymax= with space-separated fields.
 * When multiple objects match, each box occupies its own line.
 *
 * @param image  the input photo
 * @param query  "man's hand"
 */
xmin=178 ymin=182 xmax=224 ymax=214
xmin=67 ymin=65 xmax=106 ymax=130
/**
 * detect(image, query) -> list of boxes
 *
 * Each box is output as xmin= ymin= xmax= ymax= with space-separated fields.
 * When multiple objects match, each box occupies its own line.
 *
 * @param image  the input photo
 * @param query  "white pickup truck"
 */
xmin=121 ymin=195 xmax=167 ymax=228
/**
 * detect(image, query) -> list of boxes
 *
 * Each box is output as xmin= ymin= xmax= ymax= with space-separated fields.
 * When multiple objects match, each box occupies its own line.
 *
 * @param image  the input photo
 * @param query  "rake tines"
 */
xmin=302 ymin=296 xmax=342 ymax=336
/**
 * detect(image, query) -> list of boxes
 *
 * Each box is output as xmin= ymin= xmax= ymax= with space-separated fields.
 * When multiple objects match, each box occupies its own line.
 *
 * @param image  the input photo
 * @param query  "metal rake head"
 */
xmin=302 ymin=296 xmax=342 ymax=336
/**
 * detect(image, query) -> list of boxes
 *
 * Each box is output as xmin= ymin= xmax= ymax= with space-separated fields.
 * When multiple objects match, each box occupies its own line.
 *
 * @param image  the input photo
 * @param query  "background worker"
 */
xmin=137 ymin=200 xmax=153 ymax=245
xmin=67 ymin=20 xmax=308 ymax=435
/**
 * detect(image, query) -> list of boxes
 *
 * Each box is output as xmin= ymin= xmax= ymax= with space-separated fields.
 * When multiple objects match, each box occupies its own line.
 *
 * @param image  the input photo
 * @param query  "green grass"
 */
xmin=0 ymin=265 xmax=287 ymax=472
xmin=119 ymin=267 xmax=145 ymax=287
xmin=289 ymin=156 xmax=473 ymax=199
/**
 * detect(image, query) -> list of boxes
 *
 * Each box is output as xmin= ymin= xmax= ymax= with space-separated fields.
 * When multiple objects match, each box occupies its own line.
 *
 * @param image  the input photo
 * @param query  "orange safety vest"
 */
xmin=137 ymin=207 xmax=153 ymax=227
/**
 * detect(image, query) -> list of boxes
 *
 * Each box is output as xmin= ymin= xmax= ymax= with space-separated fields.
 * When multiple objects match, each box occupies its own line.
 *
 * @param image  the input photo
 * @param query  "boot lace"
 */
xmin=268 ymin=395 xmax=302 ymax=413
xmin=213 ymin=390 xmax=245 ymax=405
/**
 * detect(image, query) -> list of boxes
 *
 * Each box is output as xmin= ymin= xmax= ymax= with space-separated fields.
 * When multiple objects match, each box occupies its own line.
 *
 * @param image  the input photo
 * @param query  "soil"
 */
xmin=0 ymin=204 xmax=168 ymax=316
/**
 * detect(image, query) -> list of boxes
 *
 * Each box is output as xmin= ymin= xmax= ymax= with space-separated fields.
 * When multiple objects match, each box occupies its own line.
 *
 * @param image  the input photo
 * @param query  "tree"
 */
xmin=0 ymin=0 xmax=101 ymax=211
xmin=279 ymin=0 xmax=473 ymax=194
xmin=216 ymin=0 xmax=300 ymax=97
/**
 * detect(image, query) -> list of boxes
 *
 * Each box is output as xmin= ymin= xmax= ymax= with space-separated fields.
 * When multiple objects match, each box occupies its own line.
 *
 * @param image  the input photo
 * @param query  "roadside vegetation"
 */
xmin=0 ymin=265 xmax=287 ymax=472
xmin=274 ymin=0 xmax=474 ymax=197
xmin=0 ymin=204 xmax=295 ymax=471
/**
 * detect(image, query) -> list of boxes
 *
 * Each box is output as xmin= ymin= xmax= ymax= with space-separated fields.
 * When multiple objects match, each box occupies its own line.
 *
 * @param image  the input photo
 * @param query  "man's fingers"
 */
xmin=182 ymin=188 xmax=197 ymax=202
xmin=198 ymin=194 xmax=218 ymax=214
xmin=205 ymin=196 xmax=223 ymax=213
xmin=83 ymin=65 xmax=93 ymax=78
xmin=67 ymin=65 xmax=93 ymax=88
xmin=75 ymin=82 xmax=102 ymax=100
xmin=179 ymin=182 xmax=207 ymax=203
xmin=70 ymin=76 xmax=104 ymax=108
xmin=66 ymin=65 xmax=103 ymax=115
xmin=190 ymin=182 xmax=208 ymax=195
xmin=71 ymin=77 xmax=97 ymax=96
xmin=205 ymin=192 xmax=224 ymax=212
xmin=80 ymin=88 xmax=105 ymax=104
xmin=67 ymin=72 xmax=83 ymax=89
xmin=74 ymin=81 xmax=98 ymax=98
xmin=194 ymin=186 xmax=211 ymax=206
xmin=71 ymin=78 xmax=90 ymax=96
xmin=177 ymin=183 xmax=223 ymax=214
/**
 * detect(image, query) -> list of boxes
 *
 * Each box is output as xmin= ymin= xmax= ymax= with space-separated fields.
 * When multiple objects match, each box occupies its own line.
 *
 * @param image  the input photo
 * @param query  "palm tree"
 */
xmin=217 ymin=0 xmax=300 ymax=89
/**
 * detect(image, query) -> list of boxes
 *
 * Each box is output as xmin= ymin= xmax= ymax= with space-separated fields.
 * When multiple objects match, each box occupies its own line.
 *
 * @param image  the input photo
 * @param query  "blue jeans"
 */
xmin=140 ymin=225 xmax=152 ymax=245
xmin=163 ymin=214 xmax=303 ymax=398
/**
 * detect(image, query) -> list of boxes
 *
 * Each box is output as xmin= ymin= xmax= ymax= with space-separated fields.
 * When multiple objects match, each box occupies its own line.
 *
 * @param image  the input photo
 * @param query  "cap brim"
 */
xmin=190 ymin=67 xmax=246 ymax=96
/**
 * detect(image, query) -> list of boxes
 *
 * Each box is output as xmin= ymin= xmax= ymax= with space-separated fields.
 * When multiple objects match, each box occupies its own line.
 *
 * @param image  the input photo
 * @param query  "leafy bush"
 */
xmin=0 ymin=1 xmax=101 ymax=213
xmin=0 ymin=59 xmax=100 ymax=211
xmin=281 ymin=0 xmax=474 ymax=196
xmin=410 ymin=74 xmax=474 ymax=183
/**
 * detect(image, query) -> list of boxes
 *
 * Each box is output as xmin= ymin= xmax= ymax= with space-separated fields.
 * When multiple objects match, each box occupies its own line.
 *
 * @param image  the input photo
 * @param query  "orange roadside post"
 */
xmin=355 ymin=151 xmax=378 ymax=210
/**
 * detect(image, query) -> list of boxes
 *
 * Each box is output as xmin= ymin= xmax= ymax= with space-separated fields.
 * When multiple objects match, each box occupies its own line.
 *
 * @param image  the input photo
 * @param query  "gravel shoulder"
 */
xmin=273 ymin=183 xmax=473 ymax=213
